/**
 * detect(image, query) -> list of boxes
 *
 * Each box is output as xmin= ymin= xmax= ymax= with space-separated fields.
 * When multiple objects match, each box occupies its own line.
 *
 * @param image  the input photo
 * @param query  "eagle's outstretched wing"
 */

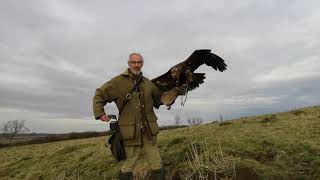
xmin=151 ymin=49 xmax=227 ymax=108
xmin=185 ymin=49 xmax=227 ymax=72
xmin=151 ymin=49 xmax=227 ymax=93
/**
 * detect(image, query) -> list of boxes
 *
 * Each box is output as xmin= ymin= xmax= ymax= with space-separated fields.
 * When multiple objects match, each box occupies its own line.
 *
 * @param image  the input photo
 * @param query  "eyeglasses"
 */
xmin=129 ymin=61 xmax=143 ymax=65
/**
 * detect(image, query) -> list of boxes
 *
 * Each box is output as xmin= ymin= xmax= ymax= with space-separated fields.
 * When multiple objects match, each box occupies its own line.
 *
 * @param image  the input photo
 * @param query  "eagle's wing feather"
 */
xmin=188 ymin=73 xmax=206 ymax=91
xmin=151 ymin=70 xmax=175 ymax=92
xmin=185 ymin=49 xmax=227 ymax=72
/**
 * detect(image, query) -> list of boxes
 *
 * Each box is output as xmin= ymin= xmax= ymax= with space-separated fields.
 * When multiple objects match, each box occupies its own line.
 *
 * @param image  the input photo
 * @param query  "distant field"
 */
xmin=0 ymin=106 xmax=319 ymax=179
xmin=0 ymin=132 xmax=107 ymax=147
xmin=0 ymin=134 xmax=53 ymax=144
xmin=0 ymin=126 xmax=187 ymax=148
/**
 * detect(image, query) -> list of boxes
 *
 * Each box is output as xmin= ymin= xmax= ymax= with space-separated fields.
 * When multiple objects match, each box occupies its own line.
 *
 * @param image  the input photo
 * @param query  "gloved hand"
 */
xmin=160 ymin=85 xmax=188 ymax=106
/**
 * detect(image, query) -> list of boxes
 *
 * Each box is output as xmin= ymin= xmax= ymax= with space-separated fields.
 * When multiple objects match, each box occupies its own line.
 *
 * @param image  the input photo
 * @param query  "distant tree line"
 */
xmin=0 ymin=119 xmax=189 ymax=148
xmin=174 ymin=113 xmax=229 ymax=126
xmin=174 ymin=115 xmax=204 ymax=126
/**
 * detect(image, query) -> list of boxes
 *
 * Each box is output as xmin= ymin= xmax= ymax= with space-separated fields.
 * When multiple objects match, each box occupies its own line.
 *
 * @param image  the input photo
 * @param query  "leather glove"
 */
xmin=160 ymin=85 xmax=188 ymax=106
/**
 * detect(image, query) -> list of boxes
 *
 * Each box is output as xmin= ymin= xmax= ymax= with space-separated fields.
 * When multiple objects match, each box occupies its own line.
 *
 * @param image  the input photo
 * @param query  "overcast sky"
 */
xmin=0 ymin=0 xmax=319 ymax=133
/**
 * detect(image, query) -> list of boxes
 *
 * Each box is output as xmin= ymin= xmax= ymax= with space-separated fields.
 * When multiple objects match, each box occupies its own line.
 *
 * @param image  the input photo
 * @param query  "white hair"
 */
xmin=128 ymin=52 xmax=144 ymax=62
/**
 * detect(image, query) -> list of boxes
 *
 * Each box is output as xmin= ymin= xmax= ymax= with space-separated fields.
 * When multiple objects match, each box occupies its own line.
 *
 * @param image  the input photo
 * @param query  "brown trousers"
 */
xmin=120 ymin=132 xmax=162 ymax=174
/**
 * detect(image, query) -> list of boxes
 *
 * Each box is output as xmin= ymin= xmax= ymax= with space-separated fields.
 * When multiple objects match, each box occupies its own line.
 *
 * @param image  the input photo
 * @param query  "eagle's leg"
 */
xmin=185 ymin=69 xmax=193 ymax=83
xmin=181 ymin=90 xmax=188 ymax=106
xmin=181 ymin=84 xmax=189 ymax=93
xmin=180 ymin=84 xmax=189 ymax=106
xmin=179 ymin=83 xmax=189 ymax=99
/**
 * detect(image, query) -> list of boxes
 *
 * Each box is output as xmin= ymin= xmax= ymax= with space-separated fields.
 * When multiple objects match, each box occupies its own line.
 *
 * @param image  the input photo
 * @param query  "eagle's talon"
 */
xmin=176 ymin=84 xmax=188 ymax=95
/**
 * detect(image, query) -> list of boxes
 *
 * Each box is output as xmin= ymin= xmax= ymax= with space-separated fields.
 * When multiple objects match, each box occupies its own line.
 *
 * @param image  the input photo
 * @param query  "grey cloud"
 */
xmin=0 ymin=0 xmax=319 ymax=133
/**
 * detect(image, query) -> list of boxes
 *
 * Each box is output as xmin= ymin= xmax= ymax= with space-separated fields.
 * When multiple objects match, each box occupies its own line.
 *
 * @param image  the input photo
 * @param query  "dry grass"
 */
xmin=179 ymin=140 xmax=239 ymax=180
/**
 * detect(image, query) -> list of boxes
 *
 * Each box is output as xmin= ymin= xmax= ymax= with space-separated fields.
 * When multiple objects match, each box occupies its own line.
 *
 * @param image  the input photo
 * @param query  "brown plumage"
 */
xmin=151 ymin=49 xmax=227 ymax=94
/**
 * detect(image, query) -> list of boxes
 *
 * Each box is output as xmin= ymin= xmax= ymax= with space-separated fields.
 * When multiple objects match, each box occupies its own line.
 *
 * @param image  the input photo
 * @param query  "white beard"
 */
xmin=130 ymin=69 xmax=142 ymax=75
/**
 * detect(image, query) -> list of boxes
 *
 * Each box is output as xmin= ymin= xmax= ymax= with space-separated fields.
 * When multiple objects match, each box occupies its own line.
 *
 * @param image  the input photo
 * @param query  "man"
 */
xmin=93 ymin=53 xmax=183 ymax=180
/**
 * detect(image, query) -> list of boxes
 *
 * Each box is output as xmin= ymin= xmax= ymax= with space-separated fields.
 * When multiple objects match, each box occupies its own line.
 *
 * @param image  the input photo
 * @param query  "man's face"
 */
xmin=128 ymin=55 xmax=143 ymax=74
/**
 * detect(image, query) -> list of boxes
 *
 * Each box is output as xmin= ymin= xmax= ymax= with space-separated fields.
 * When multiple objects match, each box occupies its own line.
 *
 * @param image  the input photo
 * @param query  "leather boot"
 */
xmin=148 ymin=168 xmax=166 ymax=180
xmin=118 ymin=171 xmax=133 ymax=180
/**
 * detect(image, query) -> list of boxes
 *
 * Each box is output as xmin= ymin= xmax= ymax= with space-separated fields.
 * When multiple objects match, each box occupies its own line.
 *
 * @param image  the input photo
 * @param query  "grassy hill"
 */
xmin=0 ymin=105 xmax=319 ymax=179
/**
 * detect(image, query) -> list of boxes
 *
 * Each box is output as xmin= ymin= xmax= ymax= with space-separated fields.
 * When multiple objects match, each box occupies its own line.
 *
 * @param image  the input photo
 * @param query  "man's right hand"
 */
xmin=100 ymin=114 xmax=111 ymax=122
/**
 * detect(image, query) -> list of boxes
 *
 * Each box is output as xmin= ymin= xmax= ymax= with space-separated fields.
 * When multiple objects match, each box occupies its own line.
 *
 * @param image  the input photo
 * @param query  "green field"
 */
xmin=1 ymin=106 xmax=320 ymax=179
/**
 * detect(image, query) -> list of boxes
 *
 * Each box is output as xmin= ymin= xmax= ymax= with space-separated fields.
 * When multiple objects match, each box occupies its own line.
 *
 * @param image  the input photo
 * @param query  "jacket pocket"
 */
xmin=146 ymin=113 xmax=159 ymax=136
xmin=118 ymin=115 xmax=136 ymax=140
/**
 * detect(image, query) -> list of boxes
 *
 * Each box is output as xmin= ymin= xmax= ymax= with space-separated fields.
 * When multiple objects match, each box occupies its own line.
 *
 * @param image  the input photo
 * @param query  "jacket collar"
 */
xmin=121 ymin=68 xmax=130 ymax=77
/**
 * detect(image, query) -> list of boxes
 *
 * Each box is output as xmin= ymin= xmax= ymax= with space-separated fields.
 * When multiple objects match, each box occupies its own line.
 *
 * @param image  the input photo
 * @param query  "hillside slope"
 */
xmin=0 ymin=105 xmax=319 ymax=179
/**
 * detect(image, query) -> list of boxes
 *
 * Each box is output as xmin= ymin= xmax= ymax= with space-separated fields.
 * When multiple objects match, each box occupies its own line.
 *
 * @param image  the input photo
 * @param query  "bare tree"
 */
xmin=174 ymin=115 xmax=181 ymax=126
xmin=2 ymin=120 xmax=29 ymax=144
xmin=187 ymin=117 xmax=203 ymax=126
xmin=219 ymin=114 xmax=223 ymax=122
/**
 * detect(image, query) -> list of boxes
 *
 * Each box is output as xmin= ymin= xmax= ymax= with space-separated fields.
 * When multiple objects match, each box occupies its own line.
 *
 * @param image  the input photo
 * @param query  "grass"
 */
xmin=0 ymin=105 xmax=320 ymax=179
xmin=179 ymin=140 xmax=239 ymax=180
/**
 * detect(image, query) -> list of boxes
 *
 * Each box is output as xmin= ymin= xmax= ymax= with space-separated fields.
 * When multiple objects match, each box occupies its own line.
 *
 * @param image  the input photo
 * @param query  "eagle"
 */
xmin=151 ymin=49 xmax=227 ymax=108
